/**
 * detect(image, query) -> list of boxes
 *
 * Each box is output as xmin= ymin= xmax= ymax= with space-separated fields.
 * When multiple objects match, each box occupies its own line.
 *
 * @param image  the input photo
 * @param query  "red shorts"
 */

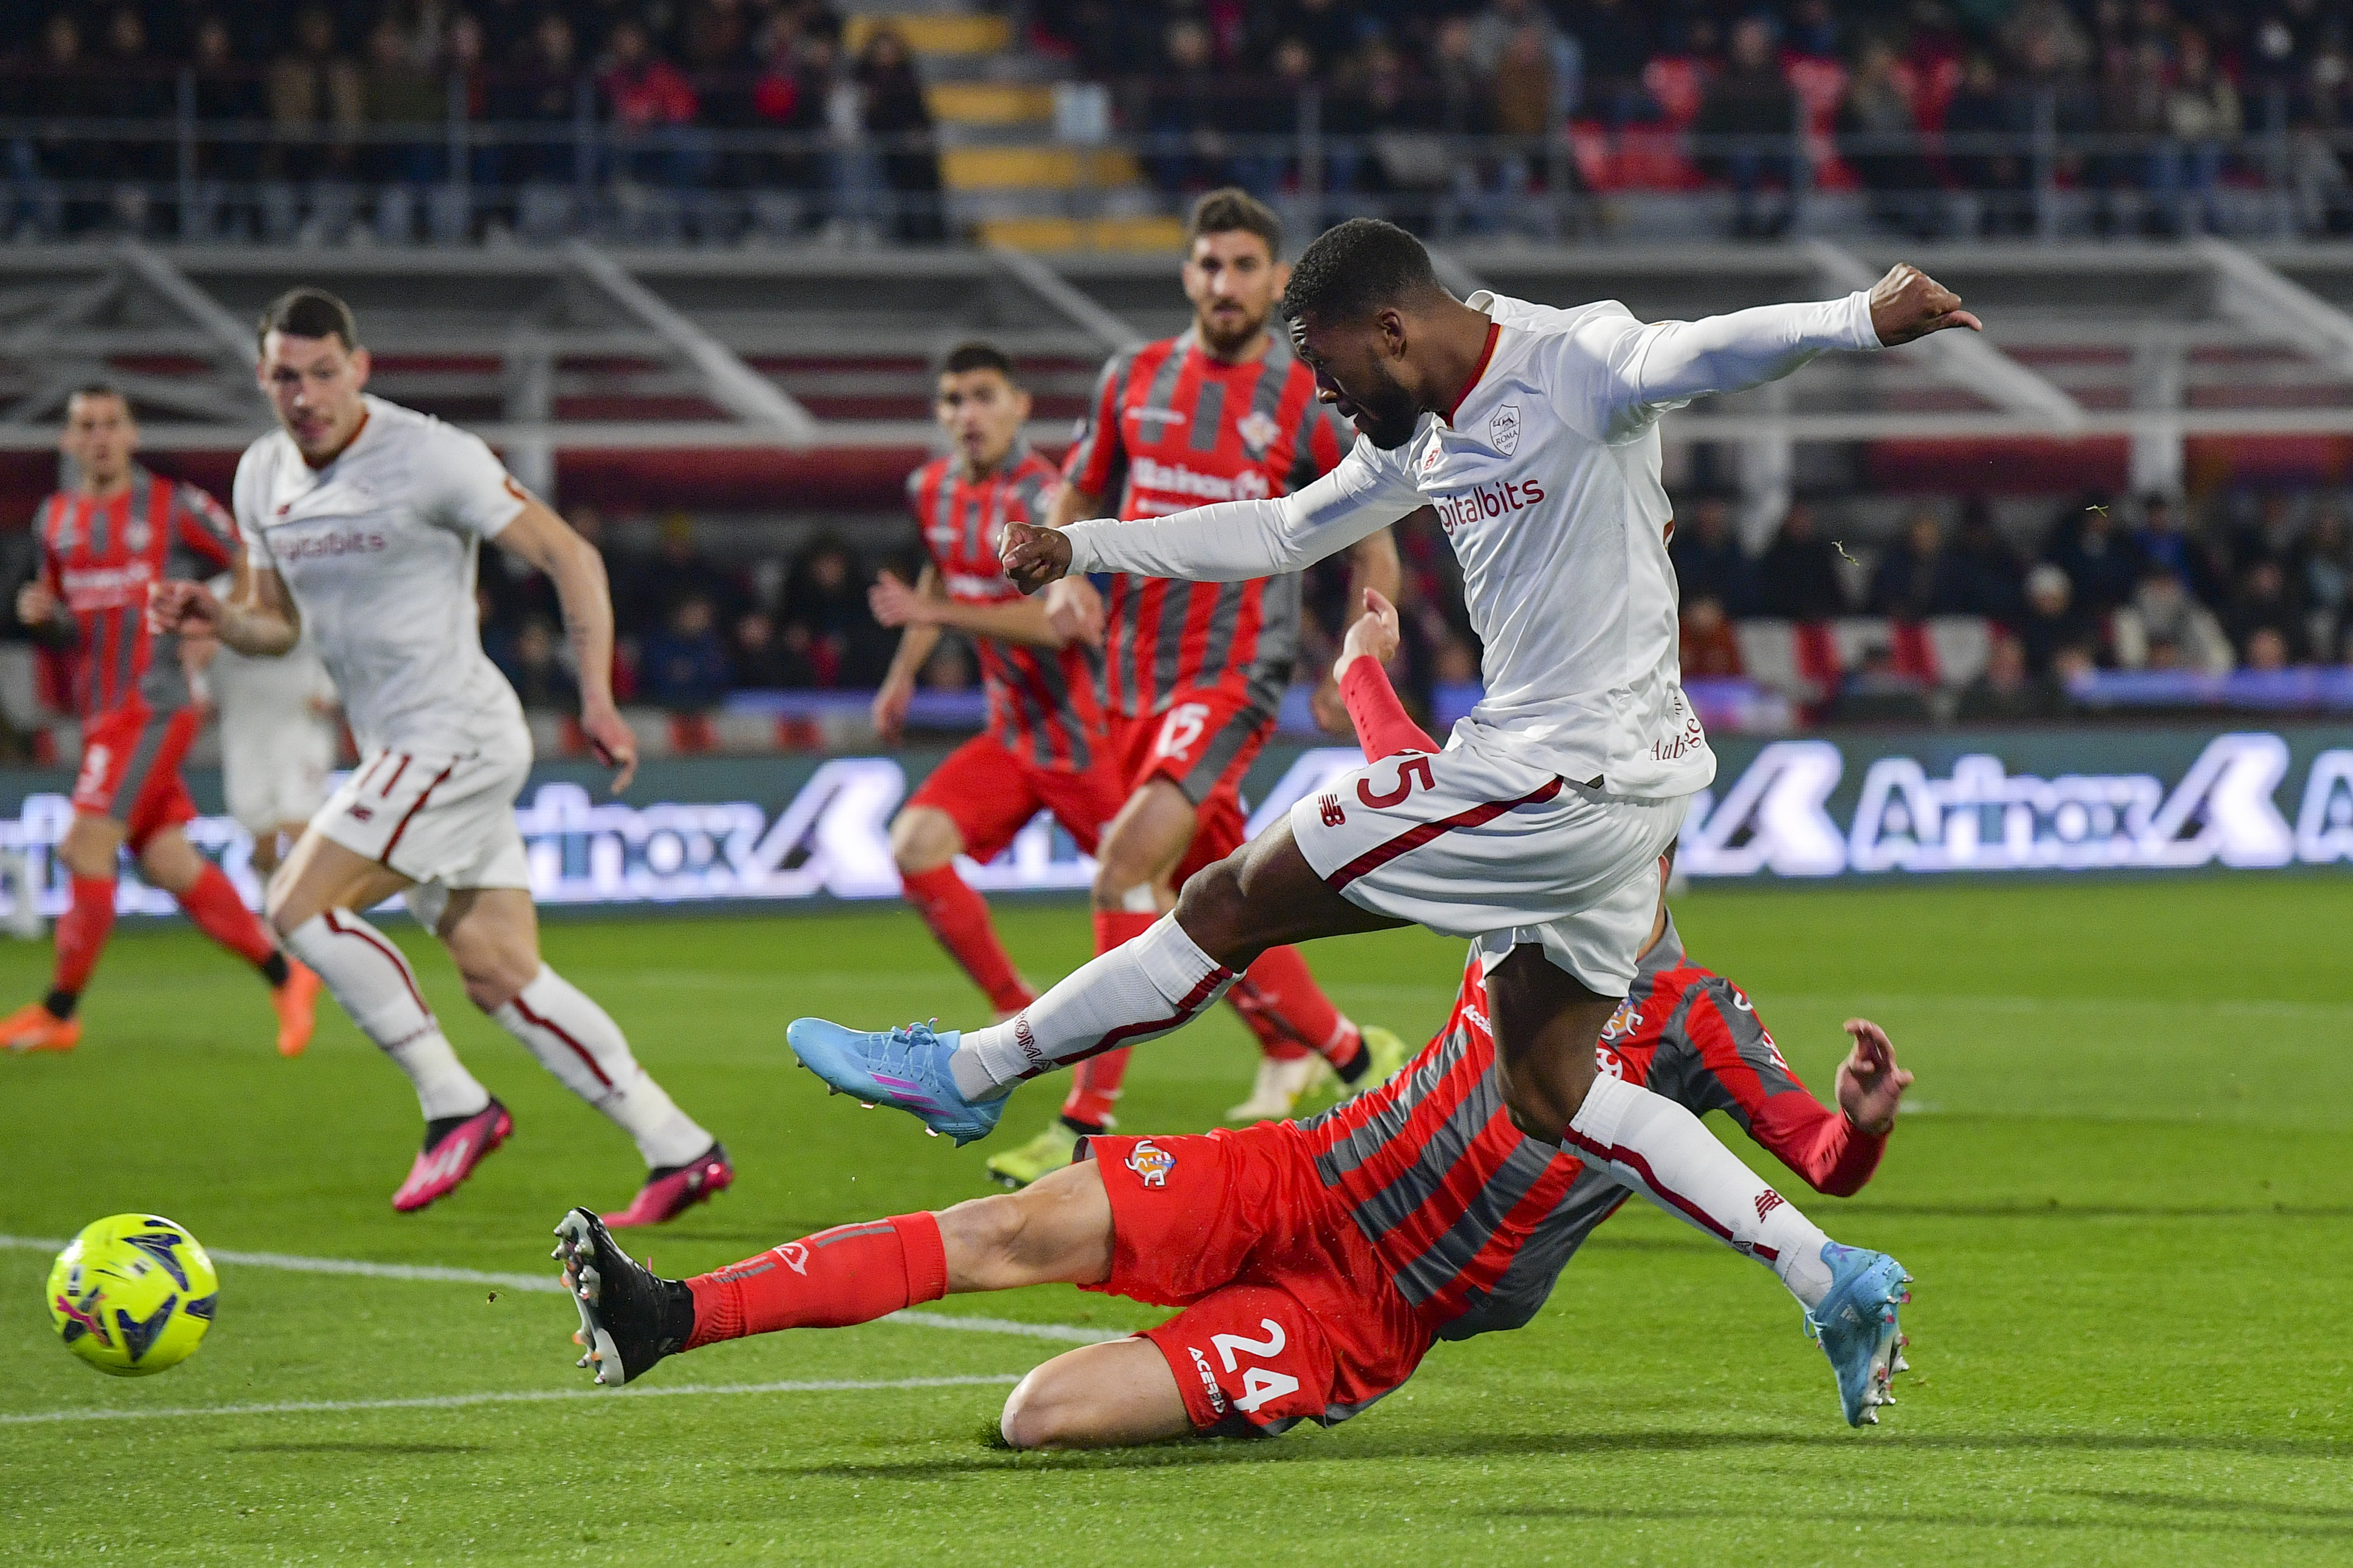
xmin=1106 ymin=687 xmax=1275 ymax=885
xmin=71 ymin=704 xmax=199 ymax=850
xmin=904 ymin=734 xmax=1126 ymax=862
xmin=1084 ymin=1123 xmax=1433 ymax=1435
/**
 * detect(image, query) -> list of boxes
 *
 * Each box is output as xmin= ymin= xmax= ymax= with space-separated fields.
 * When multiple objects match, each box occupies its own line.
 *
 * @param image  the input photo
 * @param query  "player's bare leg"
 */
xmin=435 ymin=886 xmax=728 ymax=1226
xmin=0 ymin=814 xmax=313 ymax=1056
xmin=891 ymin=805 xmax=1035 ymax=1016
xmin=1000 ymin=1340 xmax=1194 ymax=1449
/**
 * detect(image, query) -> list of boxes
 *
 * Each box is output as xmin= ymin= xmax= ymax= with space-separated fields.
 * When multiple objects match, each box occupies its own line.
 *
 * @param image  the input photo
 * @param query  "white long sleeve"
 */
xmin=1061 ymin=441 xmax=1420 ymax=582
xmin=1485 ymin=289 xmax=1881 ymax=444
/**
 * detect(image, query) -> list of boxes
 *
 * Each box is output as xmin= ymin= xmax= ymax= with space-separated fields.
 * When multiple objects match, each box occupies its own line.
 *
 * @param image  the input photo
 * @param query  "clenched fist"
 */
xmin=1867 ymin=263 xmax=1982 ymax=347
xmin=999 ymin=520 xmax=1074 ymax=595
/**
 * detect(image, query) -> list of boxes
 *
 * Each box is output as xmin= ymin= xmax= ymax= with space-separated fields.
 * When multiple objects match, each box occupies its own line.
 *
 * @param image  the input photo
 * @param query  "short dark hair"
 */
xmin=257 ymin=287 xmax=359 ymax=351
xmin=939 ymin=341 xmax=1017 ymax=381
xmin=1184 ymin=187 xmax=1283 ymax=260
xmin=67 ymin=382 xmax=126 ymax=408
xmin=1281 ymin=218 xmax=1442 ymax=325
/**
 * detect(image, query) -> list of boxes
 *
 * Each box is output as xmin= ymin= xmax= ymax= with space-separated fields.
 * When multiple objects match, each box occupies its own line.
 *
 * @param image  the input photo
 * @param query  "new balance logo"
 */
xmin=1755 ymin=1189 xmax=1785 ymax=1221
xmin=1319 ymin=793 xmax=1345 ymax=828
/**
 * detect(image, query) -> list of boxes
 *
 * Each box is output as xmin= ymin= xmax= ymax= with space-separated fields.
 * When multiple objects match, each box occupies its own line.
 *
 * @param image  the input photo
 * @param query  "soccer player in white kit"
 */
xmin=790 ymin=222 xmax=1983 ymax=1423
xmin=196 ymin=589 xmax=339 ymax=878
xmin=149 ymin=289 xmax=730 ymax=1226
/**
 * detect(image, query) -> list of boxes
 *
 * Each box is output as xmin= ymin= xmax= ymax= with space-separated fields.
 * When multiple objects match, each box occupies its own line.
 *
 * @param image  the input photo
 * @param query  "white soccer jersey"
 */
xmin=1060 ymin=289 xmax=1882 ymax=799
xmin=233 ymin=394 xmax=529 ymax=756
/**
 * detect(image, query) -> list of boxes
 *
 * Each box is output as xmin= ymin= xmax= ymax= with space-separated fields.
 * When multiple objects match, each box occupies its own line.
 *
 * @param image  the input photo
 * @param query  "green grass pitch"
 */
xmin=1 ymin=876 xmax=2347 ymax=1565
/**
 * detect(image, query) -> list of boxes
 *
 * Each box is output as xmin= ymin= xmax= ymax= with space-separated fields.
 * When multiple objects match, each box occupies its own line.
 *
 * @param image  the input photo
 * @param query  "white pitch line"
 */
xmin=0 ymin=1374 xmax=1022 ymax=1427
xmin=0 ymin=1235 xmax=1123 ymax=1346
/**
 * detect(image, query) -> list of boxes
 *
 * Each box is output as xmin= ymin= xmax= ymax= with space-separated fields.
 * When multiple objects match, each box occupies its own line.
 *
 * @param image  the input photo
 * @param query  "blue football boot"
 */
xmin=785 ymin=1018 xmax=1006 ymax=1146
xmin=1803 ymin=1241 xmax=1913 ymax=1427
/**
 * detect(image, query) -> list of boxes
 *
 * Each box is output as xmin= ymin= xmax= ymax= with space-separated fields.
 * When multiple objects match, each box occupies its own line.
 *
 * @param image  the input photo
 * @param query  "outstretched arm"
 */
xmin=148 ymin=558 xmax=301 ymax=657
xmin=1675 ymin=991 xmax=1909 ymax=1198
xmin=1592 ymin=264 xmax=1978 ymax=437
xmin=1002 ymin=445 xmax=1422 ymax=592
xmin=1334 ymin=589 xmax=1438 ymax=759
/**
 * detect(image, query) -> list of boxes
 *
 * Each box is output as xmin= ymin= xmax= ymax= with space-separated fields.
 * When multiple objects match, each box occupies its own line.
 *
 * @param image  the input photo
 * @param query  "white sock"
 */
xmin=285 ymin=911 xmax=489 ymax=1123
xmin=949 ymin=915 xmax=1237 ymax=1100
xmin=1567 ymin=1073 xmax=1834 ymax=1308
xmin=491 ymin=965 xmax=711 ymax=1168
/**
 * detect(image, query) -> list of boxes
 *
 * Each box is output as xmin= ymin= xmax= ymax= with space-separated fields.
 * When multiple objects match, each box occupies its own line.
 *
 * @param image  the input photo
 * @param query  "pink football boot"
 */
xmin=391 ymin=1101 xmax=514 ymax=1213
xmin=601 ymin=1143 xmax=733 ymax=1228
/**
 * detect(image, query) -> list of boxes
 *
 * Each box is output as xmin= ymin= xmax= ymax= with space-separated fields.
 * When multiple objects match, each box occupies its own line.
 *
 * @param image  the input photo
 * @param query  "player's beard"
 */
xmin=1196 ymin=299 xmax=1269 ymax=359
xmin=1348 ymin=368 xmax=1423 ymax=450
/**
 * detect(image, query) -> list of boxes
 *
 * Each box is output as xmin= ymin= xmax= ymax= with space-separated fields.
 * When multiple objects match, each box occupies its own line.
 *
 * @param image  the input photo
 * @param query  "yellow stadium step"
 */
xmin=943 ymin=146 xmax=1142 ymax=191
xmin=927 ymin=82 xmax=1056 ymax=126
xmin=844 ymin=13 xmax=1012 ymax=58
xmin=977 ymin=216 xmax=1188 ymax=253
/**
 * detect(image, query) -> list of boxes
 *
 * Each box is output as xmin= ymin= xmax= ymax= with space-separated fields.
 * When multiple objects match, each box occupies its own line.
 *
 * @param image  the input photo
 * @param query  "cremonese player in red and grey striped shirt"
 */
xmin=0 ymin=384 xmax=321 ymax=1058
xmin=549 ymin=591 xmax=1917 ymax=1437
xmin=868 ymin=342 xmax=1125 ymax=1051
xmin=977 ymin=187 xmax=1411 ymax=1185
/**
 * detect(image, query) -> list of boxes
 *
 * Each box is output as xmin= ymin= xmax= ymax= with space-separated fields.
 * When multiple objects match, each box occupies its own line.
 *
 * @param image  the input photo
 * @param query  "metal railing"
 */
xmin=2 ymin=69 xmax=2348 ymax=246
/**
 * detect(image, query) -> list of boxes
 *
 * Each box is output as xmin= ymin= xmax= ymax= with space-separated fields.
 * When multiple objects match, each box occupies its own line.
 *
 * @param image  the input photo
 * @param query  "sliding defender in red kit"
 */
xmin=549 ymin=590 xmax=1915 ymax=1436
xmin=1 ymin=385 xmax=318 ymax=1058
xmin=980 ymin=188 xmax=1410 ymax=1186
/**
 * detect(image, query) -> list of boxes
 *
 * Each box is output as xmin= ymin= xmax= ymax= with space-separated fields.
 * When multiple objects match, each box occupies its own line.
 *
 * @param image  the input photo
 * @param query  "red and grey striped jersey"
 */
xmin=1062 ymin=330 xmax=1352 ymax=719
xmin=1291 ymin=917 xmax=1885 ymax=1339
xmin=34 ymin=468 xmax=240 ymax=719
xmin=907 ymin=445 xmax=1105 ymax=771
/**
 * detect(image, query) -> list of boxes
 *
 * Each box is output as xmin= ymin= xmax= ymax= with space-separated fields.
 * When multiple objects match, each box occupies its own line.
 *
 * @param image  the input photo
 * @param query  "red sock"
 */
xmin=1228 ymin=946 xmax=1362 ymax=1068
xmin=684 ymin=1212 xmax=947 ymax=1349
xmin=51 ymin=876 xmax=117 ymax=996
xmin=176 ymin=862 xmax=277 ymax=968
xmin=901 ymin=866 xmax=1032 ymax=1015
xmin=1060 ymin=909 xmax=1158 ymax=1128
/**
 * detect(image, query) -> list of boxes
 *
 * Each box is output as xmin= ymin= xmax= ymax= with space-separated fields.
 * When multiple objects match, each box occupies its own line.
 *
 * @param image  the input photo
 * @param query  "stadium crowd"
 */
xmin=435 ymin=481 xmax=2353 ymax=723
xmin=12 ymin=0 xmax=2353 ymax=240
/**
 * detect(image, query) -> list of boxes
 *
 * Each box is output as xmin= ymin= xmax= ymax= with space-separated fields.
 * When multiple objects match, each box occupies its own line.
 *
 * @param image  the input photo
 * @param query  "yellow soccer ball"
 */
xmin=46 ymin=1214 xmax=219 ymax=1376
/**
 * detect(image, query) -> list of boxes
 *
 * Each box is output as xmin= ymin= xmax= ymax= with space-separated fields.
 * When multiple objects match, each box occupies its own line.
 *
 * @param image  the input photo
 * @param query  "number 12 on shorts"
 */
xmin=1212 ymin=1318 xmax=1300 ymax=1415
xmin=1154 ymin=703 xmax=1211 ymax=761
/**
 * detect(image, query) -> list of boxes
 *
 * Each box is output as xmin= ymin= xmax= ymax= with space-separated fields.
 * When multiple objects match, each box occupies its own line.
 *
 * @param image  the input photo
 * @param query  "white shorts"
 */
xmin=1289 ymin=733 xmax=1688 ymax=996
xmin=316 ymin=738 xmax=532 ymax=915
xmin=221 ymin=718 xmax=335 ymax=839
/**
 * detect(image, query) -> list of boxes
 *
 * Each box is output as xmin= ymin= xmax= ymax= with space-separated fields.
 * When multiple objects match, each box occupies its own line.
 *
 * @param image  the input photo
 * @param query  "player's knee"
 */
xmin=1170 ymin=855 xmax=1252 ymax=961
xmin=890 ymin=808 xmax=960 ymax=875
xmin=998 ymin=1366 xmax=1088 ymax=1450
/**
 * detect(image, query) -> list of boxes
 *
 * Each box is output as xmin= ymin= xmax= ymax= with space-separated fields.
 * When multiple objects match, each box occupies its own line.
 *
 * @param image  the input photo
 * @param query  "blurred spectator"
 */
xmin=780 ymin=533 xmax=889 ymax=687
xmin=2157 ymin=29 xmax=2238 ymax=237
xmin=1669 ymin=495 xmax=1757 ymax=615
xmin=1491 ymin=26 xmax=1558 ymax=141
xmin=2243 ymin=625 xmax=2293 ymax=672
xmin=1756 ymin=504 xmax=1848 ymax=620
xmin=362 ymin=17 xmax=445 ymax=240
xmin=1678 ymin=595 xmax=1742 ymax=678
xmin=1868 ymin=508 xmax=1972 ymax=619
xmin=638 ymin=595 xmax=731 ymax=710
xmin=738 ymin=12 xmax=829 ymax=220
xmin=2297 ymin=508 xmax=2350 ymax=658
xmin=1262 ymin=0 xmax=1356 ymax=75
xmin=858 ymin=26 xmax=943 ymax=242
xmin=267 ymin=9 xmax=363 ymax=191
xmin=1944 ymin=51 xmax=2032 ymax=234
xmin=1695 ymin=15 xmax=1796 ymax=240
xmin=2044 ymin=499 xmax=2140 ymax=614
xmin=1574 ymin=0 xmax=1653 ymax=126
xmin=95 ymin=7 xmax=171 ymax=232
xmin=1838 ymin=642 xmax=1932 ymax=723
xmin=2113 ymin=568 xmax=2233 ymax=673
xmin=1470 ymin=0 xmax=1581 ymax=125
xmin=634 ymin=514 xmax=743 ymax=629
xmin=603 ymin=19 xmax=702 ymax=189
xmin=1838 ymin=38 xmax=1935 ymax=238
xmin=2095 ymin=40 xmax=2168 ymax=236
xmin=2225 ymin=558 xmax=2307 ymax=662
xmin=498 ymin=14 xmax=589 ymax=193
xmin=1951 ymin=499 xmax=2027 ymax=621
xmin=1955 ymin=632 xmax=2056 ymax=722
xmin=2016 ymin=562 xmax=2101 ymax=676
xmin=498 ymin=618 xmax=581 ymax=711
xmin=2129 ymin=493 xmax=2225 ymax=606
xmin=729 ymin=609 xmax=816 ymax=688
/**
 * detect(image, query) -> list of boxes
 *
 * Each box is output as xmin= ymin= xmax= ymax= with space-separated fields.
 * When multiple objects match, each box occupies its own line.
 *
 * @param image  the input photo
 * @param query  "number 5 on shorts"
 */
xmin=1214 ymin=1318 xmax=1301 ymax=1415
xmin=1155 ymin=702 xmax=1211 ymax=762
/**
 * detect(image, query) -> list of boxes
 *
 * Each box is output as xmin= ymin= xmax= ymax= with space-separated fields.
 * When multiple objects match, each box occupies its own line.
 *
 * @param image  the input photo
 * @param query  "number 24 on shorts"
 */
xmin=1210 ymin=1318 xmax=1300 ymax=1415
